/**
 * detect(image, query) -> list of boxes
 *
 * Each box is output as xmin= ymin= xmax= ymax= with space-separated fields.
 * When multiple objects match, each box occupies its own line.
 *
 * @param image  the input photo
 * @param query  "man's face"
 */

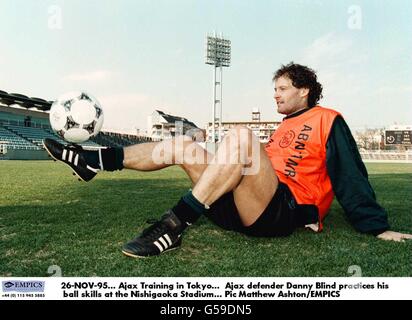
xmin=274 ymin=76 xmax=309 ymax=115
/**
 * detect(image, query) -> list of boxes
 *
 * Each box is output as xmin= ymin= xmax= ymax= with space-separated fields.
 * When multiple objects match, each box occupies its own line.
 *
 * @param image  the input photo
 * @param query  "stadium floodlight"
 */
xmin=205 ymin=36 xmax=231 ymax=67
xmin=205 ymin=32 xmax=231 ymax=143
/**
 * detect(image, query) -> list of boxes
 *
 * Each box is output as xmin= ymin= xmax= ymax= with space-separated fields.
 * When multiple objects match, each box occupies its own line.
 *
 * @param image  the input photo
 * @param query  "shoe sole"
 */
xmin=121 ymin=246 xmax=180 ymax=259
xmin=42 ymin=140 xmax=86 ymax=182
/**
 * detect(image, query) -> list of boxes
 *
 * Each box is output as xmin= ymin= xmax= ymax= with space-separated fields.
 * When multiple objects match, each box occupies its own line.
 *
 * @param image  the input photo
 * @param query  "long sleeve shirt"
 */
xmin=325 ymin=116 xmax=390 ymax=235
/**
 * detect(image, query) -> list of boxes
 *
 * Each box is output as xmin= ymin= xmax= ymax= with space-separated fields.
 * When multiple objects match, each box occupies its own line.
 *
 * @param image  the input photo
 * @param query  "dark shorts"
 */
xmin=204 ymin=183 xmax=301 ymax=237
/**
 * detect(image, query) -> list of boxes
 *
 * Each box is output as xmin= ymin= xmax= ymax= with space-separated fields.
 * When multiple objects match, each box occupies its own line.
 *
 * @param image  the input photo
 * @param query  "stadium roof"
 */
xmin=0 ymin=90 xmax=52 ymax=111
xmin=155 ymin=110 xmax=198 ymax=128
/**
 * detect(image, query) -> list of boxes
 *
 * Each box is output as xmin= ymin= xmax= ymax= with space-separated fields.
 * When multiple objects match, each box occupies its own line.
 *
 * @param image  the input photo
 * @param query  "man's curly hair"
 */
xmin=273 ymin=62 xmax=323 ymax=108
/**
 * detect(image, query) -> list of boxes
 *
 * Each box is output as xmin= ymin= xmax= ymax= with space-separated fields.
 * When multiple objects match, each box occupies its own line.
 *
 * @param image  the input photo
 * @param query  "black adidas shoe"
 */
xmin=42 ymin=138 xmax=99 ymax=182
xmin=122 ymin=210 xmax=185 ymax=258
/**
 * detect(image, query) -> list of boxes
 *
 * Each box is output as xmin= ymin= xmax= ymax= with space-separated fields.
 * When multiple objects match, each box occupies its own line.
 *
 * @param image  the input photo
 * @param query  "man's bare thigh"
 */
xmin=233 ymin=144 xmax=279 ymax=226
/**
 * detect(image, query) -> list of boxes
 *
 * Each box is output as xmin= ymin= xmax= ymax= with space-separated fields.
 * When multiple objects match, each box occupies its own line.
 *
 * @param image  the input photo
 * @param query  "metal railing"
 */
xmin=360 ymin=150 xmax=412 ymax=163
xmin=0 ymin=118 xmax=50 ymax=129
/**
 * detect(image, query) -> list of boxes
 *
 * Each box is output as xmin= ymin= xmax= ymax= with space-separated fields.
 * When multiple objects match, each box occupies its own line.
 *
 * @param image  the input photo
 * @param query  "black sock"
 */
xmin=172 ymin=191 xmax=208 ymax=227
xmin=101 ymin=147 xmax=124 ymax=171
xmin=83 ymin=147 xmax=124 ymax=171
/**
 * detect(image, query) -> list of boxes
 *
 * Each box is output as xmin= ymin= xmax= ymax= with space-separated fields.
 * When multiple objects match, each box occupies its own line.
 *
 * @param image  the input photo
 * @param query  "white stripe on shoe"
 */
xmin=153 ymin=241 xmax=164 ymax=252
xmin=68 ymin=150 xmax=73 ymax=163
xmin=86 ymin=165 xmax=100 ymax=173
xmin=98 ymin=148 xmax=104 ymax=170
xmin=158 ymin=237 xmax=168 ymax=249
xmin=74 ymin=154 xmax=79 ymax=166
xmin=164 ymin=234 xmax=172 ymax=246
xmin=62 ymin=149 xmax=67 ymax=161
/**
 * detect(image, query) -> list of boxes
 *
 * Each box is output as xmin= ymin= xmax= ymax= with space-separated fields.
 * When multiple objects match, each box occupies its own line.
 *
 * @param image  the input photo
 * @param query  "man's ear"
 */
xmin=300 ymin=88 xmax=309 ymax=98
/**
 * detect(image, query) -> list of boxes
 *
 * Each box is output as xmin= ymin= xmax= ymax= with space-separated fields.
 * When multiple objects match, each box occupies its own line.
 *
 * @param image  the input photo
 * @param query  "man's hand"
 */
xmin=376 ymin=230 xmax=412 ymax=242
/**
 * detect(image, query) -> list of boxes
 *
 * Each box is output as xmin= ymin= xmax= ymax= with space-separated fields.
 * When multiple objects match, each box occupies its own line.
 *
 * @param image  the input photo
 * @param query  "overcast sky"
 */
xmin=0 ymin=0 xmax=411 ymax=133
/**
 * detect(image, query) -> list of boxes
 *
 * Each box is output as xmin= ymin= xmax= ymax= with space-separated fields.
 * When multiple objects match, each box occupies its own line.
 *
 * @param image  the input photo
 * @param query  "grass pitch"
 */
xmin=0 ymin=161 xmax=411 ymax=277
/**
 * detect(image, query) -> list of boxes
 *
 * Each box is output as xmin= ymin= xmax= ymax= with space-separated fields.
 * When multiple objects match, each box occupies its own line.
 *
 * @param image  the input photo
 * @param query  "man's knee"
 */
xmin=218 ymin=126 xmax=259 ymax=167
xmin=226 ymin=125 xmax=254 ymax=146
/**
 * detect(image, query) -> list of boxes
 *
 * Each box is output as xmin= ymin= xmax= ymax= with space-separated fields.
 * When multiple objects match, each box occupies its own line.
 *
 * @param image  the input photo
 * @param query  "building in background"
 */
xmin=147 ymin=110 xmax=203 ymax=141
xmin=206 ymin=108 xmax=280 ymax=143
xmin=353 ymin=124 xmax=412 ymax=151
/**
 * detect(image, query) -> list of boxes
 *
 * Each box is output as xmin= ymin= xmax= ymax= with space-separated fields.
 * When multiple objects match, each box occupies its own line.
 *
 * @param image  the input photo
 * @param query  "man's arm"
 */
xmin=325 ymin=116 xmax=411 ymax=241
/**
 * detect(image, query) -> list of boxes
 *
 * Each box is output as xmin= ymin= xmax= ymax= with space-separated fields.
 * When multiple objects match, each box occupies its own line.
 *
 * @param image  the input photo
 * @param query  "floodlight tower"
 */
xmin=205 ymin=32 xmax=231 ymax=143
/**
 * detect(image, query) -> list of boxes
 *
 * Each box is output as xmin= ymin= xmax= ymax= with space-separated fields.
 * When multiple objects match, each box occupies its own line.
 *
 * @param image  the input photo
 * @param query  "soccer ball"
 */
xmin=49 ymin=91 xmax=104 ymax=143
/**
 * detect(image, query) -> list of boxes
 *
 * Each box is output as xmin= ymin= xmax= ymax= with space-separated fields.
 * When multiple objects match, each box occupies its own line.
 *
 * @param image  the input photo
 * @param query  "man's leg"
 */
xmin=122 ymin=128 xmax=277 ymax=226
xmin=45 ymin=127 xmax=278 ymax=257
xmin=43 ymin=136 xmax=210 ymax=184
xmin=122 ymin=137 xmax=211 ymax=185
xmin=44 ymin=136 xmax=214 ymax=257
xmin=122 ymin=126 xmax=277 ymax=227
xmin=122 ymin=126 xmax=279 ymax=258
xmin=191 ymin=126 xmax=278 ymax=226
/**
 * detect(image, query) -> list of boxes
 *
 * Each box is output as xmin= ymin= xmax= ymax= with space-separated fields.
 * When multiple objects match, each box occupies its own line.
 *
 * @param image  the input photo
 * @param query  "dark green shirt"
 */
xmin=285 ymin=109 xmax=390 ymax=236
xmin=326 ymin=116 xmax=389 ymax=235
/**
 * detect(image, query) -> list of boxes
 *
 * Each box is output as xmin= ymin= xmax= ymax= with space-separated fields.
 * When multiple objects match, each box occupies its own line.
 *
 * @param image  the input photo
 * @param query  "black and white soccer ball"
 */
xmin=49 ymin=91 xmax=104 ymax=143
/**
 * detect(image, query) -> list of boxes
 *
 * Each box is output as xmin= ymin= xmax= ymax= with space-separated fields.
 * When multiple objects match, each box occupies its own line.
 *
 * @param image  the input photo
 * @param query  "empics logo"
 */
xmin=2 ymin=280 xmax=45 ymax=293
